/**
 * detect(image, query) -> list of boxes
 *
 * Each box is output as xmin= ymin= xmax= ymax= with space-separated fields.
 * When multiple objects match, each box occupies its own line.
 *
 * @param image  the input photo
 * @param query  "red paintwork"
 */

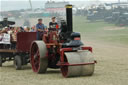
xmin=31 ymin=42 xmax=40 ymax=72
xmin=57 ymin=62 xmax=95 ymax=66
xmin=82 ymin=47 xmax=92 ymax=52
xmin=74 ymin=37 xmax=80 ymax=40
xmin=40 ymin=30 xmax=94 ymax=67
xmin=17 ymin=32 xmax=36 ymax=52
xmin=56 ymin=24 xmax=59 ymax=29
xmin=43 ymin=31 xmax=59 ymax=44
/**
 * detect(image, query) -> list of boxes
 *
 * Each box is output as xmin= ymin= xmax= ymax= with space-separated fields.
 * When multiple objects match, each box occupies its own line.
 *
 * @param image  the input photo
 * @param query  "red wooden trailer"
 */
xmin=0 ymin=32 xmax=36 ymax=70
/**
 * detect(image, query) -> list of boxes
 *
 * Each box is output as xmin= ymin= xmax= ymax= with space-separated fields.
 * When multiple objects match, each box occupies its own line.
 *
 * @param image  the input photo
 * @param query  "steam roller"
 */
xmin=30 ymin=4 xmax=96 ymax=78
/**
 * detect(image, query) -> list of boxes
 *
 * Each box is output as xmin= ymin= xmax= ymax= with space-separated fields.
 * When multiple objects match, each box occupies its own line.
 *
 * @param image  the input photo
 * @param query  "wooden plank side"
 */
xmin=0 ymin=49 xmax=17 ymax=53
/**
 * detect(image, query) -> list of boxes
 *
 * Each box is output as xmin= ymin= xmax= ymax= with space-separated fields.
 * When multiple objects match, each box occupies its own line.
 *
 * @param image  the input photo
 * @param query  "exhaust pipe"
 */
xmin=66 ymin=5 xmax=73 ymax=32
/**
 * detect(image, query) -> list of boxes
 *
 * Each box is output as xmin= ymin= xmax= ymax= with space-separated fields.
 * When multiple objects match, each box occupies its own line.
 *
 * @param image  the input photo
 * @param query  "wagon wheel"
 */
xmin=30 ymin=41 xmax=48 ymax=73
xmin=61 ymin=51 xmax=95 ymax=77
xmin=0 ymin=55 xmax=2 ymax=67
xmin=14 ymin=55 xmax=22 ymax=70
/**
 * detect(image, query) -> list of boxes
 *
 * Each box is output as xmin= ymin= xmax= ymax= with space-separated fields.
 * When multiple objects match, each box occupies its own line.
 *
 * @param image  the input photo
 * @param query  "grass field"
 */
xmin=73 ymin=16 xmax=128 ymax=45
xmin=0 ymin=16 xmax=128 ymax=85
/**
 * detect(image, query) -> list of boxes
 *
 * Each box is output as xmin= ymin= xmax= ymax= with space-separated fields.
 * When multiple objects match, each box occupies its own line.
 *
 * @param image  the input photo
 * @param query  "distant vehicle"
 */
xmin=87 ymin=11 xmax=106 ymax=22
xmin=104 ymin=12 xmax=128 ymax=26
xmin=104 ymin=12 xmax=120 ymax=23
xmin=116 ymin=13 xmax=128 ymax=26
xmin=0 ymin=18 xmax=15 ymax=28
xmin=87 ymin=7 xmax=110 ymax=22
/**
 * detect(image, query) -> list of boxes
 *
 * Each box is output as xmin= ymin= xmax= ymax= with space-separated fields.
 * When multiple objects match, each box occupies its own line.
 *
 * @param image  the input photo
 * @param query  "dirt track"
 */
xmin=0 ymin=38 xmax=128 ymax=85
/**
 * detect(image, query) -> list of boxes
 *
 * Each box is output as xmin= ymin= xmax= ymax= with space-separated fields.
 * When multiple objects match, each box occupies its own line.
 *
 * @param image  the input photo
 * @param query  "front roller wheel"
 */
xmin=61 ymin=50 xmax=95 ymax=77
xmin=30 ymin=41 xmax=48 ymax=74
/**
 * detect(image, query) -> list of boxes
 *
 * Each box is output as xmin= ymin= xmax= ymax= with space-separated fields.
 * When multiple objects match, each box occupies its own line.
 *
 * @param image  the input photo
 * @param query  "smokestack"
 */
xmin=65 ymin=5 xmax=73 ymax=32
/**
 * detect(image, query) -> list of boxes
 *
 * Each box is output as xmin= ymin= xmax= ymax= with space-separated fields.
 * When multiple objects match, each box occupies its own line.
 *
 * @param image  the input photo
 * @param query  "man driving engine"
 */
xmin=36 ymin=19 xmax=46 ymax=40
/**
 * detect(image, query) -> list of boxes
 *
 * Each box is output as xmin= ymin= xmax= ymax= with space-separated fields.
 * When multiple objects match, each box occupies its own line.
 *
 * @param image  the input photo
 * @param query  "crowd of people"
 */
xmin=0 ymin=17 xmax=59 ymax=42
xmin=0 ymin=26 xmax=36 ymax=41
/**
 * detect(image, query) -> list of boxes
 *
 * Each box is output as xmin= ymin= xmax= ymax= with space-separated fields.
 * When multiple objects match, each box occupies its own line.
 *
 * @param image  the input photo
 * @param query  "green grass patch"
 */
xmin=73 ymin=16 xmax=113 ymax=33
xmin=73 ymin=16 xmax=128 ymax=45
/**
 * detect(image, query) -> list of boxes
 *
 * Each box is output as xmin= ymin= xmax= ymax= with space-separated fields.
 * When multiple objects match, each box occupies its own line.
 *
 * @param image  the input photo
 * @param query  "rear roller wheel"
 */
xmin=61 ymin=50 xmax=95 ymax=77
xmin=0 ymin=55 xmax=2 ymax=67
xmin=14 ymin=55 xmax=22 ymax=70
xmin=30 ymin=41 xmax=48 ymax=73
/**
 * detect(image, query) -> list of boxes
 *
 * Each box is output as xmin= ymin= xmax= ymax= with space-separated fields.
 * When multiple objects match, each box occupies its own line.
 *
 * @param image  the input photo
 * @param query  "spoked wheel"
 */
xmin=61 ymin=50 xmax=95 ymax=77
xmin=0 ymin=55 xmax=2 ymax=67
xmin=14 ymin=55 xmax=22 ymax=70
xmin=30 ymin=41 xmax=48 ymax=73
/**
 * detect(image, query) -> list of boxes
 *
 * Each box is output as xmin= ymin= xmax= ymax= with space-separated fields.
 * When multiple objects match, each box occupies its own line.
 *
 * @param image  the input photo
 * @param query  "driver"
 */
xmin=36 ymin=19 xmax=46 ymax=40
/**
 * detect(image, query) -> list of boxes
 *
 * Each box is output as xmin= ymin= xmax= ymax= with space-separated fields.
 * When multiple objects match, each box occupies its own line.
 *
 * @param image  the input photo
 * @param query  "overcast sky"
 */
xmin=0 ymin=0 xmax=128 ymax=11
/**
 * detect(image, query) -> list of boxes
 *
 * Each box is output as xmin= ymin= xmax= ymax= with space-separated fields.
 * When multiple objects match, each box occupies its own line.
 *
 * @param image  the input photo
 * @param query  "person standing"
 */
xmin=49 ymin=17 xmax=58 ymax=29
xmin=36 ymin=19 xmax=46 ymax=40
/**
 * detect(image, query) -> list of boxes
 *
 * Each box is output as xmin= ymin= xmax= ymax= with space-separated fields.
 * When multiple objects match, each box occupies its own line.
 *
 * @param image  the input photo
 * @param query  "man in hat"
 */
xmin=49 ymin=17 xmax=58 ymax=29
xmin=36 ymin=19 xmax=46 ymax=40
